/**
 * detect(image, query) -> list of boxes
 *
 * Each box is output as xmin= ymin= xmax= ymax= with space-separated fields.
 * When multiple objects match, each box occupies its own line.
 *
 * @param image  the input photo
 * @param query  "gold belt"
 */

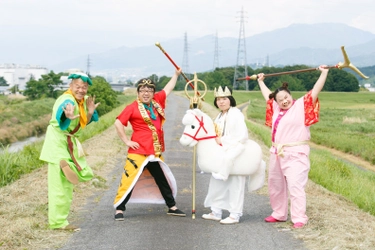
xmin=272 ymin=140 xmax=309 ymax=157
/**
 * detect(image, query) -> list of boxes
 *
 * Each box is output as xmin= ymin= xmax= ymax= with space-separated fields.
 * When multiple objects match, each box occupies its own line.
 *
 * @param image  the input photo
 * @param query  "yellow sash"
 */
xmin=137 ymin=98 xmax=166 ymax=156
xmin=272 ymin=140 xmax=309 ymax=157
xmin=64 ymin=89 xmax=87 ymax=129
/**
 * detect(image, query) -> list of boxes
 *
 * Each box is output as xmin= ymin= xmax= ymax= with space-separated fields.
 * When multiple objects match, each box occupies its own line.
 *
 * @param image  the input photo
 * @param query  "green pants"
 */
xmin=48 ymin=160 xmax=93 ymax=229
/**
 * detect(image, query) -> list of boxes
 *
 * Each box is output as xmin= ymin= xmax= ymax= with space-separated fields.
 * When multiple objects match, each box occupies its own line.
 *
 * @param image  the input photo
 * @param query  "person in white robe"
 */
xmin=202 ymin=85 xmax=248 ymax=225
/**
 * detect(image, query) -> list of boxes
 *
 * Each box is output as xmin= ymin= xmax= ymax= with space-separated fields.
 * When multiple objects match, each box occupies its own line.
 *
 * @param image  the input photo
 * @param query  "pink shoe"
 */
xmin=264 ymin=216 xmax=285 ymax=223
xmin=293 ymin=222 xmax=305 ymax=228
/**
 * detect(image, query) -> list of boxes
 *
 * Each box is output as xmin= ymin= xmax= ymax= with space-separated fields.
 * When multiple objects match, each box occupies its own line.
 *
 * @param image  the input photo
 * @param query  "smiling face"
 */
xmin=70 ymin=79 xmax=88 ymax=101
xmin=137 ymin=86 xmax=155 ymax=104
xmin=275 ymin=90 xmax=293 ymax=110
xmin=216 ymin=97 xmax=231 ymax=113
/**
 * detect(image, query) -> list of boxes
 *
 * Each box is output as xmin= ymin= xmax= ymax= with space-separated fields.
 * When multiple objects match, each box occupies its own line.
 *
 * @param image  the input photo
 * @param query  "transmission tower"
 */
xmin=86 ymin=55 xmax=91 ymax=76
xmin=233 ymin=7 xmax=248 ymax=90
xmin=266 ymin=54 xmax=270 ymax=67
xmin=181 ymin=32 xmax=191 ymax=79
xmin=213 ymin=31 xmax=219 ymax=70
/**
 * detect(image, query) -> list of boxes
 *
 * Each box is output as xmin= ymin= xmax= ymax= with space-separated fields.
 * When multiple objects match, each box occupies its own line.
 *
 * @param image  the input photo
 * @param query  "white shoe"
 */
xmin=220 ymin=217 xmax=239 ymax=225
xmin=202 ymin=213 xmax=221 ymax=221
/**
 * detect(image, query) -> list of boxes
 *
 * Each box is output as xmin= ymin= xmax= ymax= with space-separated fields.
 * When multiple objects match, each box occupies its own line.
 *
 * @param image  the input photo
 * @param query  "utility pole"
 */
xmin=233 ymin=6 xmax=248 ymax=90
xmin=86 ymin=55 xmax=91 ymax=76
xmin=181 ymin=32 xmax=191 ymax=80
xmin=213 ymin=31 xmax=220 ymax=71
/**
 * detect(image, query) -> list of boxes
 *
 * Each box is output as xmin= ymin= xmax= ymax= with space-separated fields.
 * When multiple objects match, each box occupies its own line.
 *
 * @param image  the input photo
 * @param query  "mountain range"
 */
xmin=4 ymin=23 xmax=375 ymax=79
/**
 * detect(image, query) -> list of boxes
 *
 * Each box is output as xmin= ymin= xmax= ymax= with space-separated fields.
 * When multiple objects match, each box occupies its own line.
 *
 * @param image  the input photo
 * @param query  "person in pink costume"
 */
xmin=257 ymin=65 xmax=329 ymax=229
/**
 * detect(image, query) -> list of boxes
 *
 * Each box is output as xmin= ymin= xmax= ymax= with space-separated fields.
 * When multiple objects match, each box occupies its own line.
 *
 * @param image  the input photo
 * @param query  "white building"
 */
xmin=0 ymin=63 xmax=49 ymax=91
xmin=363 ymin=83 xmax=375 ymax=92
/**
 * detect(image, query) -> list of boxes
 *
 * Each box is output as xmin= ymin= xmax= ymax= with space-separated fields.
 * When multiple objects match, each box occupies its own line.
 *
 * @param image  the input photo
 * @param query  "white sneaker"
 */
xmin=202 ymin=213 xmax=222 ymax=221
xmin=220 ymin=217 xmax=239 ymax=225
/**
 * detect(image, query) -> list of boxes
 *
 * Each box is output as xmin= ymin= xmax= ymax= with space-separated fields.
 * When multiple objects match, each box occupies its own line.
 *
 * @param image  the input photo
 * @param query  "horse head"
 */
xmin=179 ymin=109 xmax=217 ymax=147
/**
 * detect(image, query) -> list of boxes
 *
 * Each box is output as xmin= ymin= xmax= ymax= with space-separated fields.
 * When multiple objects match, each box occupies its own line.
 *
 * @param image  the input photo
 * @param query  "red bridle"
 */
xmin=183 ymin=114 xmax=217 ymax=141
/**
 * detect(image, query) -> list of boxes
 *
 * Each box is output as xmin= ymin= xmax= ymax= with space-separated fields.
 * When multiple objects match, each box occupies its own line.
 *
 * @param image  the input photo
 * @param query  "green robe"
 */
xmin=40 ymin=92 xmax=98 ymax=229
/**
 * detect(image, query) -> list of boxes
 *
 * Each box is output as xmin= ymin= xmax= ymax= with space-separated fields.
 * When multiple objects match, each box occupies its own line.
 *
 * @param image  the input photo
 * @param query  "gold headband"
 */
xmin=214 ymin=86 xmax=232 ymax=97
xmin=138 ymin=79 xmax=155 ymax=87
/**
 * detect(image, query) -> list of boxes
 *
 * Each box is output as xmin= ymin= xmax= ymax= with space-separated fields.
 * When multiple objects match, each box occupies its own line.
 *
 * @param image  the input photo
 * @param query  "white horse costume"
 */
xmin=179 ymin=108 xmax=266 ymax=192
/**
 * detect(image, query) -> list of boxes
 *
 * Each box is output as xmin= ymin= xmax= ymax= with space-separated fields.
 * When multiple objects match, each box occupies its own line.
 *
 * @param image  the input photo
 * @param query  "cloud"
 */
xmin=1 ymin=0 xmax=374 ymax=48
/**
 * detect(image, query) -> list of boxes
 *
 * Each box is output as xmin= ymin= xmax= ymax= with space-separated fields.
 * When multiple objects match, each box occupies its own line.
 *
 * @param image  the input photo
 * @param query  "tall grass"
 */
xmin=0 ymin=94 xmax=135 ymax=187
xmin=0 ymin=98 xmax=55 ymax=145
xmin=309 ymin=149 xmax=375 ymax=214
xmin=0 ymin=142 xmax=44 ymax=187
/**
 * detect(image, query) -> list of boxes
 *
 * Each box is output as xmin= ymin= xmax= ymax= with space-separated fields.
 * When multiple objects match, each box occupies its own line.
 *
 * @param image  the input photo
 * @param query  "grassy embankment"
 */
xmin=0 ymin=93 xmax=136 ymax=187
xmin=205 ymin=91 xmax=375 ymax=216
xmin=0 ymin=95 xmax=54 ymax=145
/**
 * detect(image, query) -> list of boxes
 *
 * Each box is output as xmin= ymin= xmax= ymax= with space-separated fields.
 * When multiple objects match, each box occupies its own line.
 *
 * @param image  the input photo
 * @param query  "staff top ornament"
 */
xmin=214 ymin=86 xmax=232 ymax=97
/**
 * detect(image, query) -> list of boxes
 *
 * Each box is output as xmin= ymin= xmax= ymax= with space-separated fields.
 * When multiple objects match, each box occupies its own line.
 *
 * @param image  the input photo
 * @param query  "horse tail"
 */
xmin=247 ymin=160 xmax=266 ymax=192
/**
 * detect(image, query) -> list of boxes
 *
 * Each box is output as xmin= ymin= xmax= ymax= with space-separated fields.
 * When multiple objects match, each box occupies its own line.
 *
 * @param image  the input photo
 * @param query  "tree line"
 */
xmin=23 ymin=71 xmax=119 ymax=116
xmin=6 ymin=64 xmax=363 ymax=115
xmin=149 ymin=65 xmax=361 ymax=92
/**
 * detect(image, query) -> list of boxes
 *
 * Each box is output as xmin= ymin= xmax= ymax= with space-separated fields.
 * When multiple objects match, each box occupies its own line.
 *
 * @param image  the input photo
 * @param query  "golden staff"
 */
xmin=155 ymin=42 xmax=203 ymax=97
xmin=184 ymin=73 xmax=207 ymax=219
xmin=236 ymin=46 xmax=369 ymax=81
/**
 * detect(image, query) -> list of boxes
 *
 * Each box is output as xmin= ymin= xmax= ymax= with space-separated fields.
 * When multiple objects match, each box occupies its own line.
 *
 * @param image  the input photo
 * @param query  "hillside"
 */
xmin=50 ymin=23 xmax=375 ymax=78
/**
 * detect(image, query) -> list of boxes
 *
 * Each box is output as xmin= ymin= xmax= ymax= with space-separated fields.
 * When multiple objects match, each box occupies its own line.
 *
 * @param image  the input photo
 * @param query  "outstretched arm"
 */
xmin=311 ymin=65 xmax=329 ymax=103
xmin=163 ymin=69 xmax=182 ymax=96
xmin=257 ymin=73 xmax=272 ymax=101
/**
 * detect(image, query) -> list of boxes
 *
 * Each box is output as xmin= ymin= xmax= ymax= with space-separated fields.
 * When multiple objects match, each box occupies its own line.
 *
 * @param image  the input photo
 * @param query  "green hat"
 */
xmin=68 ymin=72 xmax=92 ymax=85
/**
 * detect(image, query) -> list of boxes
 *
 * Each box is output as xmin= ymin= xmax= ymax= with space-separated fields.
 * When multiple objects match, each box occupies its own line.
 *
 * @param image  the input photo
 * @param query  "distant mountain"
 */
xmin=47 ymin=23 xmax=375 ymax=78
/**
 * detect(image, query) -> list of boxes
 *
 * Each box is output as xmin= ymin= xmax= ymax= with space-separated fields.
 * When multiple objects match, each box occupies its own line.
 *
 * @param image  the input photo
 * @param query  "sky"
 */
xmin=1 ymin=0 xmax=375 ymax=49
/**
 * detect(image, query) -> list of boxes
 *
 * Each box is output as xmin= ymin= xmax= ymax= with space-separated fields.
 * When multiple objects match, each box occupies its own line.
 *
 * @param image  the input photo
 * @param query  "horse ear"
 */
xmin=182 ymin=109 xmax=195 ymax=125
xmin=194 ymin=108 xmax=204 ymax=117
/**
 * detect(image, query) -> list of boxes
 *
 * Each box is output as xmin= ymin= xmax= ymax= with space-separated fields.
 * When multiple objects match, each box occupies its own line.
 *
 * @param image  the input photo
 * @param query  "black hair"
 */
xmin=213 ymin=85 xmax=237 ymax=108
xmin=136 ymin=78 xmax=156 ymax=92
xmin=269 ymin=82 xmax=291 ymax=100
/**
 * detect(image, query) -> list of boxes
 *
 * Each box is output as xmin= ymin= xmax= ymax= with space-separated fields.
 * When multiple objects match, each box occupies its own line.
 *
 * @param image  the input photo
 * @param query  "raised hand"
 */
xmin=86 ymin=95 xmax=100 ymax=115
xmin=63 ymin=103 xmax=80 ymax=120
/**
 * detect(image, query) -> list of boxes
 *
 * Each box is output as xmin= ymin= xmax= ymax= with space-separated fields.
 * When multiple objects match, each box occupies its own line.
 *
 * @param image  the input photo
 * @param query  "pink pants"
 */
xmin=268 ymin=151 xmax=310 ymax=224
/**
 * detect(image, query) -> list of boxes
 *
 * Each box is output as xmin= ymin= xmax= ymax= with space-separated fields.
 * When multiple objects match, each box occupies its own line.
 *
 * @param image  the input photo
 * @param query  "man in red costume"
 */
xmin=113 ymin=69 xmax=186 ymax=220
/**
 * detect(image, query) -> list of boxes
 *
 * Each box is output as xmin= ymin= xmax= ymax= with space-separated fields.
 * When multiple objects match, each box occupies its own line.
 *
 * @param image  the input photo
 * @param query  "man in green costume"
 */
xmin=40 ymin=72 xmax=100 ymax=231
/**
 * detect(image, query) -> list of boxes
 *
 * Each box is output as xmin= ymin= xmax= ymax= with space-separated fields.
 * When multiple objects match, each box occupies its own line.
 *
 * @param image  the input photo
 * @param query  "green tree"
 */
xmin=9 ymin=85 xmax=19 ymax=94
xmin=154 ymin=75 xmax=167 ymax=91
xmin=88 ymin=76 xmax=119 ymax=115
xmin=0 ymin=76 xmax=8 ymax=86
xmin=270 ymin=75 xmax=306 ymax=91
xmin=23 ymin=79 xmax=49 ymax=99
xmin=325 ymin=70 xmax=359 ymax=92
xmin=24 ymin=71 xmax=63 ymax=100
xmin=202 ymin=71 xmax=231 ymax=90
